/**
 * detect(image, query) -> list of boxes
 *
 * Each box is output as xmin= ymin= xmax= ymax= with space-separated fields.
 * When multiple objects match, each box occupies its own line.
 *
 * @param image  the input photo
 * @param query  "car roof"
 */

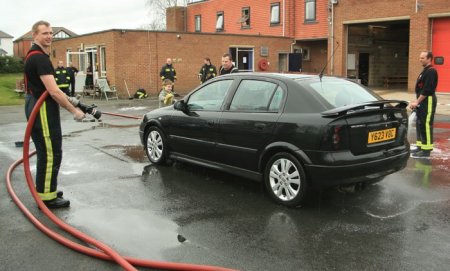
xmin=219 ymin=72 xmax=337 ymax=81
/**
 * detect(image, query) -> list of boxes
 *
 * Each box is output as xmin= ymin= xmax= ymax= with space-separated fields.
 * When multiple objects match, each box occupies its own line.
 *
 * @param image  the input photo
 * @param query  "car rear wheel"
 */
xmin=264 ymin=152 xmax=307 ymax=207
xmin=145 ymin=126 xmax=167 ymax=165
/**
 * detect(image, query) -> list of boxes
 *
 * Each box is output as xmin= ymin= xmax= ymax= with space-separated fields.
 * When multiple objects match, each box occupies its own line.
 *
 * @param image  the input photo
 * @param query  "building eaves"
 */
xmin=14 ymin=27 xmax=78 ymax=42
xmin=0 ymin=30 xmax=14 ymax=38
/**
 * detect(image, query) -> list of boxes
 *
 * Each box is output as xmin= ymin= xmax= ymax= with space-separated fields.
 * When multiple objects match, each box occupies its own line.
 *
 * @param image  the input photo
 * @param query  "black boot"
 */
xmin=43 ymin=197 xmax=70 ymax=209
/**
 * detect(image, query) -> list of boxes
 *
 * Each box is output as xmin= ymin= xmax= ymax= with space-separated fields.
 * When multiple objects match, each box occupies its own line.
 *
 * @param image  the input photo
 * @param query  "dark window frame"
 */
xmin=195 ymin=15 xmax=201 ymax=32
xmin=216 ymin=11 xmax=224 ymax=32
xmin=270 ymin=2 xmax=281 ymax=25
xmin=241 ymin=7 xmax=251 ymax=29
xmin=305 ymin=0 xmax=316 ymax=22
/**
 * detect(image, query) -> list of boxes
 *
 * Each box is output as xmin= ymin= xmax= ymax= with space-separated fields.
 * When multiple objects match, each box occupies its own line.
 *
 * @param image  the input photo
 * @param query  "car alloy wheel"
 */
xmin=145 ymin=127 xmax=166 ymax=164
xmin=265 ymin=152 xmax=307 ymax=207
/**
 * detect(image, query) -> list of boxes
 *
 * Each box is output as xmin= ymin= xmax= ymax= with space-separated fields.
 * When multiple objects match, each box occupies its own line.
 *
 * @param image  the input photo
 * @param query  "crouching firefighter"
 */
xmin=24 ymin=20 xmax=85 ymax=208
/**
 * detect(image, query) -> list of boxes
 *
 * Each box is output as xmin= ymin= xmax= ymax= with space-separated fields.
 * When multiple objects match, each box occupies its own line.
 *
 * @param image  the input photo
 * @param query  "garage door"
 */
xmin=432 ymin=17 xmax=450 ymax=93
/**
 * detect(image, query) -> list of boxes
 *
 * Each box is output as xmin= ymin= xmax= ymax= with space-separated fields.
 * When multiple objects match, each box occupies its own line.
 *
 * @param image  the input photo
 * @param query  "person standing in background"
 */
xmin=54 ymin=60 xmax=71 ymax=96
xmin=409 ymin=51 xmax=438 ymax=158
xmin=219 ymin=53 xmax=238 ymax=75
xmin=160 ymin=58 xmax=177 ymax=93
xmin=158 ymin=79 xmax=176 ymax=108
xmin=67 ymin=62 xmax=78 ymax=97
xmin=198 ymin=57 xmax=217 ymax=84
xmin=85 ymin=64 xmax=93 ymax=89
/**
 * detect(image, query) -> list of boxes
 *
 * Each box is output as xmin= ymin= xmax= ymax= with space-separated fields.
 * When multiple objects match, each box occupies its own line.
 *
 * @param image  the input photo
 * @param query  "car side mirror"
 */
xmin=174 ymin=100 xmax=188 ymax=112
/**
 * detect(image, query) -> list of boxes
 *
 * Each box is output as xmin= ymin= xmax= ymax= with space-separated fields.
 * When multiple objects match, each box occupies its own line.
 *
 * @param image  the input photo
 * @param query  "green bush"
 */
xmin=0 ymin=56 xmax=24 ymax=73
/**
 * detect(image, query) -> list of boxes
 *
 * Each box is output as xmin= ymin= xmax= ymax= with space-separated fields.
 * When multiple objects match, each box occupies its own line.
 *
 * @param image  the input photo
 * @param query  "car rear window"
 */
xmin=296 ymin=78 xmax=379 ymax=108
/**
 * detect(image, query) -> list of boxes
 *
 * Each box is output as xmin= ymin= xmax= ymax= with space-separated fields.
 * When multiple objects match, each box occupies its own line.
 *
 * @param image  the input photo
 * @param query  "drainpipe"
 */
xmin=330 ymin=0 xmax=335 ymax=75
xmin=291 ymin=39 xmax=296 ymax=53
xmin=283 ymin=0 xmax=286 ymax=37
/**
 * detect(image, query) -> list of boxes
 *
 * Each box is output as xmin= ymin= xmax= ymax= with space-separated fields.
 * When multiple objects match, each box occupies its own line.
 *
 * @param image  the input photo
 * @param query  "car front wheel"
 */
xmin=145 ymin=126 xmax=167 ymax=165
xmin=264 ymin=152 xmax=307 ymax=207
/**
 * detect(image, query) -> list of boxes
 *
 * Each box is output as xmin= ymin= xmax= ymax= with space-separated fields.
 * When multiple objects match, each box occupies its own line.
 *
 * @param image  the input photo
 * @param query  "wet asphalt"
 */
xmin=1 ymin=97 xmax=449 ymax=271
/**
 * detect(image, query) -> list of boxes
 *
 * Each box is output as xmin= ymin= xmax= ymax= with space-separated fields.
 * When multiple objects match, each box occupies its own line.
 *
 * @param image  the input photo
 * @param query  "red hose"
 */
xmin=102 ymin=112 xmax=142 ymax=120
xmin=5 ymin=90 xmax=237 ymax=271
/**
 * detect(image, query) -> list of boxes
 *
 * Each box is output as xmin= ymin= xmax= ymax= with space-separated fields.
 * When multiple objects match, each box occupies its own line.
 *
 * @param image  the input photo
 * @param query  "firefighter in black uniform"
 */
xmin=198 ymin=57 xmax=217 ymax=84
xmin=410 ymin=51 xmax=438 ymax=158
xmin=67 ymin=62 xmax=79 ymax=97
xmin=160 ymin=58 xmax=177 ymax=92
xmin=54 ymin=60 xmax=71 ymax=96
xmin=219 ymin=53 xmax=238 ymax=75
xmin=24 ymin=21 xmax=85 ymax=208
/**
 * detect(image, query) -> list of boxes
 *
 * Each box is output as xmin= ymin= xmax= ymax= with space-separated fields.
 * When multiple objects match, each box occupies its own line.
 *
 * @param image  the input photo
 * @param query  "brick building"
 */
xmin=33 ymin=0 xmax=450 ymax=97
xmin=185 ymin=0 xmax=329 ymax=73
xmin=331 ymin=0 xmax=450 ymax=93
xmin=51 ymin=30 xmax=293 ymax=97
xmin=13 ymin=27 xmax=77 ymax=59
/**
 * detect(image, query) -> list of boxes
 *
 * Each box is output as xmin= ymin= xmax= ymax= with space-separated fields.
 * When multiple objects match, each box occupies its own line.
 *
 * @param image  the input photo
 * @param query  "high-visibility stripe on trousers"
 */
xmin=416 ymin=95 xmax=437 ymax=151
xmin=30 ymin=100 xmax=62 ymax=201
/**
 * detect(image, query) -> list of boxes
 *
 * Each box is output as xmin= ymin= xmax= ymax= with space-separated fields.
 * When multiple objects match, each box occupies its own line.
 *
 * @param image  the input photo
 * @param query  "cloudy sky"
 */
xmin=1 ymin=0 xmax=154 ymax=39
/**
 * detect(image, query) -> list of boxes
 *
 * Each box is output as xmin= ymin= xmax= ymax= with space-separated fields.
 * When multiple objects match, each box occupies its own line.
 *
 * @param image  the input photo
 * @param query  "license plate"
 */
xmin=368 ymin=128 xmax=396 ymax=144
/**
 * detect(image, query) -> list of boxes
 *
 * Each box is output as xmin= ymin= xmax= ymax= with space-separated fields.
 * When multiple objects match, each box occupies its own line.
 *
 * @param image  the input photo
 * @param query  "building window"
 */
xmin=79 ymin=49 xmax=86 ymax=72
xmin=67 ymin=49 xmax=72 ymax=63
xmin=195 ymin=15 xmax=201 ymax=32
xmin=100 ymin=46 xmax=106 ymax=78
xmin=53 ymin=31 xmax=70 ymax=39
xmin=216 ymin=12 xmax=224 ymax=31
xmin=305 ymin=0 xmax=316 ymax=22
xmin=295 ymin=47 xmax=310 ymax=61
xmin=241 ymin=7 xmax=250 ymax=28
xmin=302 ymin=48 xmax=310 ymax=61
xmin=270 ymin=3 xmax=280 ymax=25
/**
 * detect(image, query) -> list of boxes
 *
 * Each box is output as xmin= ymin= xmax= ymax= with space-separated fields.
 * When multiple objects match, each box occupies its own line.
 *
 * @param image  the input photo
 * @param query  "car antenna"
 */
xmin=319 ymin=41 xmax=340 ymax=81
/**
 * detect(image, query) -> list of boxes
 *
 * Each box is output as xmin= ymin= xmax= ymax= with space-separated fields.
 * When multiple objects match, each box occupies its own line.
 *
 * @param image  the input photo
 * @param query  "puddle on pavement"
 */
xmin=102 ymin=144 xmax=146 ymax=163
xmin=67 ymin=208 xmax=181 ymax=258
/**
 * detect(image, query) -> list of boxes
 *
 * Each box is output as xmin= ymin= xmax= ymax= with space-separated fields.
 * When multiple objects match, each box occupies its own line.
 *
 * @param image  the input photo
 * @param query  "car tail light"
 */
xmin=321 ymin=125 xmax=348 ymax=151
xmin=332 ymin=126 xmax=341 ymax=148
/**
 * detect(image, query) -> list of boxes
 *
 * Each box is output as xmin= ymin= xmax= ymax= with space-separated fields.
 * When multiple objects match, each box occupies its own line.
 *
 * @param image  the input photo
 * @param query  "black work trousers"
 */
xmin=25 ymin=95 xmax=62 ymax=201
xmin=415 ymin=95 xmax=437 ymax=151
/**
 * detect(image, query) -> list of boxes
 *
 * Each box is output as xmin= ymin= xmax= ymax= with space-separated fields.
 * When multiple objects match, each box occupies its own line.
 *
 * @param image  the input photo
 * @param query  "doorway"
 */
xmin=358 ymin=53 xmax=369 ymax=86
xmin=230 ymin=47 xmax=254 ymax=72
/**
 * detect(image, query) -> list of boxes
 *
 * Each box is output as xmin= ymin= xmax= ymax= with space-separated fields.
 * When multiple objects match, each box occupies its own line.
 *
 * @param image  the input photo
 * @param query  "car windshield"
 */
xmin=296 ymin=78 xmax=380 ymax=108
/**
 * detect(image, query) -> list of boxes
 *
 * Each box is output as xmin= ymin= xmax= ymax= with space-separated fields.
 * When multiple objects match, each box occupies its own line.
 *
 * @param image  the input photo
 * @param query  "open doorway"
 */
xmin=229 ymin=47 xmax=254 ymax=72
xmin=358 ymin=53 xmax=369 ymax=86
xmin=347 ymin=20 xmax=409 ymax=88
xmin=66 ymin=48 xmax=97 ymax=93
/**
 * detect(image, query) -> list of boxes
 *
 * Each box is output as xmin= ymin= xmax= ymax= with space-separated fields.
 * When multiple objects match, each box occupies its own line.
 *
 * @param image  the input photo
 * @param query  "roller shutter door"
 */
xmin=432 ymin=17 xmax=450 ymax=93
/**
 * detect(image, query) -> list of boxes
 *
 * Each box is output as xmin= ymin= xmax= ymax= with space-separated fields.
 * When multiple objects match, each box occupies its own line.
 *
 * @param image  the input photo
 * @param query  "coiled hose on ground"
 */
xmin=5 ymin=90 xmax=237 ymax=271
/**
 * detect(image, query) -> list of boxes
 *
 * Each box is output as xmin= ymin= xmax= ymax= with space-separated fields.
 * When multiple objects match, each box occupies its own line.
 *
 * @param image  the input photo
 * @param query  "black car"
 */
xmin=139 ymin=73 xmax=410 ymax=206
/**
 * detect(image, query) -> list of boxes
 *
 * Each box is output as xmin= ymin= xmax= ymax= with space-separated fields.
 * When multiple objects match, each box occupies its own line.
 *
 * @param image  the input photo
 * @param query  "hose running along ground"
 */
xmin=5 ymin=90 xmax=237 ymax=271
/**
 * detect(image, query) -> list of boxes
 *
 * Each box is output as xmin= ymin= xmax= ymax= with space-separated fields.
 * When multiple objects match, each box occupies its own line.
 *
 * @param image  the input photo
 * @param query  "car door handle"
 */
xmin=255 ymin=123 xmax=266 ymax=130
xmin=207 ymin=120 xmax=215 ymax=126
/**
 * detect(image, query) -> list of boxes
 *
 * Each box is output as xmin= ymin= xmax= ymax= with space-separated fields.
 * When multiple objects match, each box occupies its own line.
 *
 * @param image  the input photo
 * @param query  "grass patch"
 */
xmin=0 ymin=73 xmax=25 ymax=106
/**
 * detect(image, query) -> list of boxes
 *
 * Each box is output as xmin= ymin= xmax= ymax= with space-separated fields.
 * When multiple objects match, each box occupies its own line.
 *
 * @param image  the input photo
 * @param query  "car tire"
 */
xmin=264 ymin=152 xmax=308 ymax=207
xmin=145 ymin=126 xmax=167 ymax=165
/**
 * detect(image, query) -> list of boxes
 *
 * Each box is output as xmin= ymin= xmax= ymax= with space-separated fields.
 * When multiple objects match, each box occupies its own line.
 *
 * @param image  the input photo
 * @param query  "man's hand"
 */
xmin=409 ymin=101 xmax=418 ymax=110
xmin=73 ymin=108 xmax=85 ymax=121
